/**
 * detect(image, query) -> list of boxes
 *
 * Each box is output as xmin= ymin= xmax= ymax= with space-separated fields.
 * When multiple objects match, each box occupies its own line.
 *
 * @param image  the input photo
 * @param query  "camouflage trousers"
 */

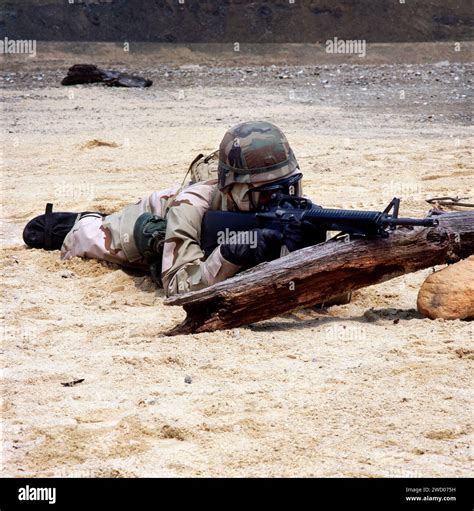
xmin=60 ymin=186 xmax=180 ymax=270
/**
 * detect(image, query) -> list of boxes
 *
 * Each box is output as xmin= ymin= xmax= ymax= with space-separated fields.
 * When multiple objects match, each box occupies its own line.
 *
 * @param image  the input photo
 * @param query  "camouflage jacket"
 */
xmin=160 ymin=180 xmax=240 ymax=297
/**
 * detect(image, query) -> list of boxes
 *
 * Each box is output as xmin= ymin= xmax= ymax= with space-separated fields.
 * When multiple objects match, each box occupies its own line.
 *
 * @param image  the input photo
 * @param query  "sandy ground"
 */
xmin=1 ymin=43 xmax=473 ymax=477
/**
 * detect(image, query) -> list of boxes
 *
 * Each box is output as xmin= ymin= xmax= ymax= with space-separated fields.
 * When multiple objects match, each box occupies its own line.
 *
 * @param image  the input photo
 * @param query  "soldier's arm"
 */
xmin=161 ymin=186 xmax=240 ymax=297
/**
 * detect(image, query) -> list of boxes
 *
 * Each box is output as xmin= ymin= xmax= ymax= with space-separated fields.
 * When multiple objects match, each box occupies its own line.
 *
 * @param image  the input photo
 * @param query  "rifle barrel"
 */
xmin=384 ymin=217 xmax=438 ymax=227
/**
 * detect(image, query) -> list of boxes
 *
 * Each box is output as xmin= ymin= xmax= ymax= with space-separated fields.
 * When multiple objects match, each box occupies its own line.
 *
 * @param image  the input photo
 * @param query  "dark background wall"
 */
xmin=1 ymin=0 xmax=472 ymax=43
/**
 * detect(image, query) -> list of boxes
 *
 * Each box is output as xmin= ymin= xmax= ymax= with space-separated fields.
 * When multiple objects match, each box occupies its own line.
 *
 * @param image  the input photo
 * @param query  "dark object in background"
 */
xmin=61 ymin=64 xmax=152 ymax=88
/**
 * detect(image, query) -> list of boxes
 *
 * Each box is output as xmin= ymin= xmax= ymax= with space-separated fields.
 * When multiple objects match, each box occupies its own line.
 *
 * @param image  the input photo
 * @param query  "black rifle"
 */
xmin=201 ymin=196 xmax=438 ymax=257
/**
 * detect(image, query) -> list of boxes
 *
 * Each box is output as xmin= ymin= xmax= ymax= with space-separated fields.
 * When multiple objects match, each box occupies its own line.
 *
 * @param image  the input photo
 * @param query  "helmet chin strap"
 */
xmin=228 ymin=184 xmax=254 ymax=212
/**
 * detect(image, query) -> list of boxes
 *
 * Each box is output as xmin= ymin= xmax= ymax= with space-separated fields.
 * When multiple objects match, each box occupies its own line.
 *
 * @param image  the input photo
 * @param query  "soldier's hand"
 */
xmin=283 ymin=219 xmax=326 ymax=252
xmin=220 ymin=228 xmax=283 ymax=267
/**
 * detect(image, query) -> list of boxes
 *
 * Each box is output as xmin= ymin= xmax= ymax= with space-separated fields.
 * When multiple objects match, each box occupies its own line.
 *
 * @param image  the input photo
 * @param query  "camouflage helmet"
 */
xmin=217 ymin=121 xmax=299 ymax=191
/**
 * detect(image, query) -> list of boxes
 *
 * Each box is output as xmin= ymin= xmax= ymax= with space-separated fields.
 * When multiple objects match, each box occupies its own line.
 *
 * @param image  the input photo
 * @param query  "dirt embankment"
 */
xmin=2 ymin=0 xmax=473 ymax=43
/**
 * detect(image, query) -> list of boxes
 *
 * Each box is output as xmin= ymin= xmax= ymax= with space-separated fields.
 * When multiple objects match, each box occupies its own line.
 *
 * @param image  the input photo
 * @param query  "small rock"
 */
xmin=363 ymin=309 xmax=379 ymax=322
xmin=61 ymin=378 xmax=84 ymax=387
xmin=60 ymin=270 xmax=75 ymax=278
xmin=184 ymin=375 xmax=192 ymax=384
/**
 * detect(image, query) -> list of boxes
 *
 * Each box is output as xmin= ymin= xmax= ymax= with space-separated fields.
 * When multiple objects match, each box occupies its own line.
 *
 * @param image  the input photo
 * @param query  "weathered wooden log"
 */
xmin=164 ymin=212 xmax=474 ymax=335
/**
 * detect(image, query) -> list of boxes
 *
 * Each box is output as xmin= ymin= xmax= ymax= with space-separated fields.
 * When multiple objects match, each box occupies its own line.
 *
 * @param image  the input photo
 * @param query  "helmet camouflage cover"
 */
xmin=217 ymin=121 xmax=299 ymax=190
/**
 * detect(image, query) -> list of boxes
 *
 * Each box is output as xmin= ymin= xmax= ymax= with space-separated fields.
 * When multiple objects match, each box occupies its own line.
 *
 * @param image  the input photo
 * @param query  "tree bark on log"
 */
xmin=164 ymin=212 xmax=474 ymax=335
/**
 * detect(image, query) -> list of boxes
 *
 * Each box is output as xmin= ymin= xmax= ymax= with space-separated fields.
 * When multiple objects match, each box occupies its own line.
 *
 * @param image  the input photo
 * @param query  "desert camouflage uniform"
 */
xmin=60 ymin=179 xmax=242 ymax=296
xmin=61 ymin=121 xmax=300 ymax=297
xmin=61 ymin=186 xmax=180 ymax=269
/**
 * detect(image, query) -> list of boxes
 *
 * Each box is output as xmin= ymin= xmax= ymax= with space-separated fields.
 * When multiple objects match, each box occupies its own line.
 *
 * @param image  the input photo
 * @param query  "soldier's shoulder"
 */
xmin=169 ymin=180 xmax=219 ymax=209
xmin=174 ymin=180 xmax=218 ymax=201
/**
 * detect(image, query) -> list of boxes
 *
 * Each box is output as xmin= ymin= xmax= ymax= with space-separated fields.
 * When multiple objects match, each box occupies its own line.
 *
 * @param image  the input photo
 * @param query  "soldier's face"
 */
xmin=226 ymin=171 xmax=303 ymax=212
xmin=248 ymin=173 xmax=304 ymax=210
